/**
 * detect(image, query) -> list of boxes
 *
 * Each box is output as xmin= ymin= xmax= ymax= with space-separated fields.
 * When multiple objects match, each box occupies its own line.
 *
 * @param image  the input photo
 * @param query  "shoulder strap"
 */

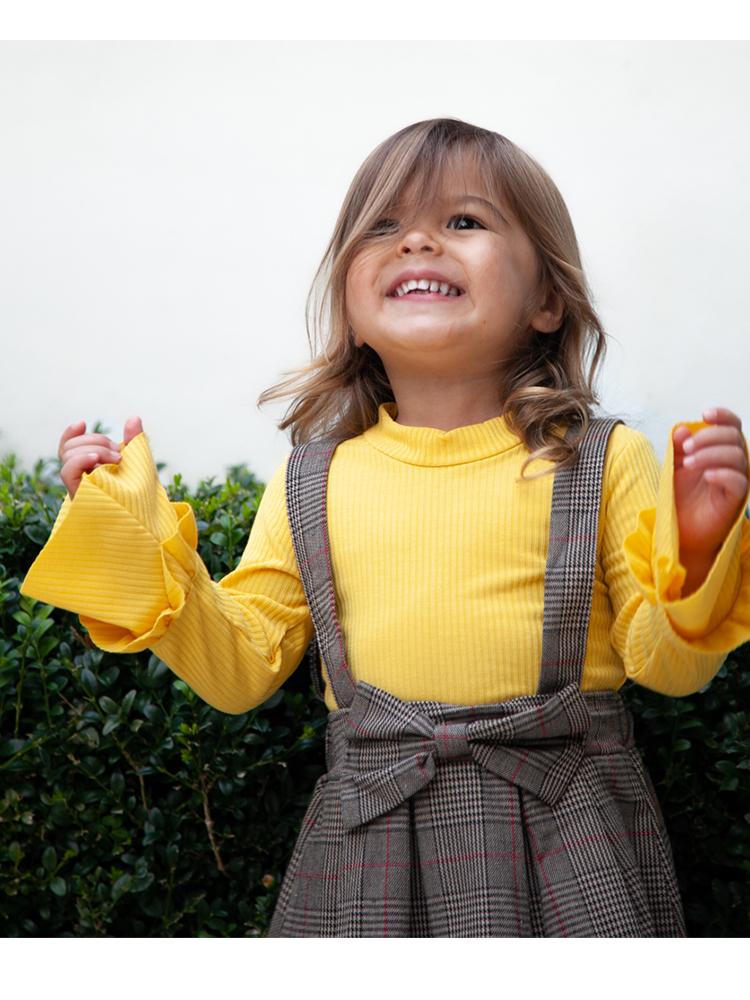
xmin=285 ymin=437 xmax=356 ymax=711
xmin=537 ymin=416 xmax=623 ymax=695
xmin=302 ymin=633 xmax=326 ymax=704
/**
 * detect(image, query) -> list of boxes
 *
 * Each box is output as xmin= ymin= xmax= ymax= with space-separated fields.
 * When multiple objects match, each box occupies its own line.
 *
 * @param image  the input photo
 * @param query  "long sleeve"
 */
xmin=603 ymin=421 xmax=750 ymax=697
xmin=20 ymin=432 xmax=313 ymax=714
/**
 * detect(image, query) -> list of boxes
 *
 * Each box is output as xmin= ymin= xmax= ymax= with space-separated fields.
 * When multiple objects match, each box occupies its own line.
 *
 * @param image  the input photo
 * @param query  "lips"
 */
xmin=386 ymin=270 xmax=465 ymax=297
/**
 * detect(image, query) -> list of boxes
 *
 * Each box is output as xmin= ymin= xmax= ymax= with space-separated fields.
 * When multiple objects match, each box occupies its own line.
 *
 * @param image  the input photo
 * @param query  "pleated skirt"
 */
xmin=266 ymin=688 xmax=687 ymax=938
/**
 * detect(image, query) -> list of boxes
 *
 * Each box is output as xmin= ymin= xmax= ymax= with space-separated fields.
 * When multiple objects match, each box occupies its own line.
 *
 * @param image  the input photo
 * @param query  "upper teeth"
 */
xmin=393 ymin=278 xmax=461 ymax=297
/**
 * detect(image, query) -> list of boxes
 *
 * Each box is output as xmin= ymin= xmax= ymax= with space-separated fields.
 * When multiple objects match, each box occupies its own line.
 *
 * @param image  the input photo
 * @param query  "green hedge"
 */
xmin=1 ymin=428 xmax=748 ymax=936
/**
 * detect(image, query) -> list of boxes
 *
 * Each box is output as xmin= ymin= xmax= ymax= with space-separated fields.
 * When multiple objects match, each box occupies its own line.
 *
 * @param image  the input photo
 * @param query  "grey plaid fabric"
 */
xmin=267 ymin=416 xmax=687 ymax=937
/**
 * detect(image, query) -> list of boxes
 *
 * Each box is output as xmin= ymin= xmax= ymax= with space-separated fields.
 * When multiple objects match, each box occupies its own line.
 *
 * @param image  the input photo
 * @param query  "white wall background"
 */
xmin=1 ymin=40 xmax=748 ymax=490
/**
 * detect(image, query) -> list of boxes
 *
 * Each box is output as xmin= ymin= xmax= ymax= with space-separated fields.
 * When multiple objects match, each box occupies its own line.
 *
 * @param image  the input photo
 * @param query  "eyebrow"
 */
xmin=448 ymin=195 xmax=508 ymax=224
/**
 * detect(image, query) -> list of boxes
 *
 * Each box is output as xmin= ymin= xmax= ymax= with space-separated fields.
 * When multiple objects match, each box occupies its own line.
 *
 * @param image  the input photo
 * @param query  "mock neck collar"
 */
xmin=360 ymin=401 xmax=522 ymax=467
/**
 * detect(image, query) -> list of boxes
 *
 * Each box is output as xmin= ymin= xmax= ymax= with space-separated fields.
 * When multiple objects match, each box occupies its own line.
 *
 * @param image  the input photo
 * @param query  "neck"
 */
xmin=387 ymin=381 xmax=505 ymax=432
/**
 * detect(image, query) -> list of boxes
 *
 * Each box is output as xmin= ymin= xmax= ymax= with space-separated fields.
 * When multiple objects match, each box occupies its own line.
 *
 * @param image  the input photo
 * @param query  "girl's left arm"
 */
xmin=601 ymin=412 xmax=750 ymax=697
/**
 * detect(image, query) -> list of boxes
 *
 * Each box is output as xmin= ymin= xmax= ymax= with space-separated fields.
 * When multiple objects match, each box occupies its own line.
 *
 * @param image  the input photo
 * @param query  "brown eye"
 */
xmin=448 ymin=214 xmax=484 ymax=230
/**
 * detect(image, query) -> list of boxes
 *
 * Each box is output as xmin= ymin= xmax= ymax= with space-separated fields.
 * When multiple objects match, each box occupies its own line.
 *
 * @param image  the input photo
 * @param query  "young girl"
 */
xmin=22 ymin=117 xmax=750 ymax=937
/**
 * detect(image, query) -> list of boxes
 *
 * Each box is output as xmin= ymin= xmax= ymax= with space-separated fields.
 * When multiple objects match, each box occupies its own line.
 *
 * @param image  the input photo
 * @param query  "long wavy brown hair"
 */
xmin=257 ymin=117 xmax=610 ymax=480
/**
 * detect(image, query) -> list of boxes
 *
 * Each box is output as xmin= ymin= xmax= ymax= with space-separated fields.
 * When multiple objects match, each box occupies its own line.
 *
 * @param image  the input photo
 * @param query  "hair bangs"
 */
xmin=346 ymin=135 xmax=507 ymax=257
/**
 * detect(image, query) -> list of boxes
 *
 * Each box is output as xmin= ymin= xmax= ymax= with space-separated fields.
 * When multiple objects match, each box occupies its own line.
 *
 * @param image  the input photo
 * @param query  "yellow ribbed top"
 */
xmin=20 ymin=403 xmax=750 ymax=713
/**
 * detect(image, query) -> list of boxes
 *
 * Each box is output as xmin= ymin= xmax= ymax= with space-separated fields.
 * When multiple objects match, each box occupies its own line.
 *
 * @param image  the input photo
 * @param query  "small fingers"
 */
xmin=62 ymin=447 xmax=122 ymax=470
xmin=58 ymin=420 xmax=87 ymax=460
xmin=60 ymin=445 xmax=121 ymax=499
xmin=682 ymin=425 xmax=745 ymax=455
xmin=702 ymin=407 xmax=743 ymax=431
xmin=683 ymin=443 xmax=749 ymax=472
xmin=65 ymin=445 xmax=122 ymax=470
xmin=59 ymin=431 xmax=121 ymax=462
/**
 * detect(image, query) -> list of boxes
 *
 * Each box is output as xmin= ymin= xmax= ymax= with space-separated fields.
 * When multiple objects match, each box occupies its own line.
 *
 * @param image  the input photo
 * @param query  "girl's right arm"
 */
xmin=20 ymin=420 xmax=313 ymax=714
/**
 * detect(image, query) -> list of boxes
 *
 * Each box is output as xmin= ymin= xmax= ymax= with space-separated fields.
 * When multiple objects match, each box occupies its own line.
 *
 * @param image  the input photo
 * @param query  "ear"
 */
xmin=530 ymin=287 xmax=565 ymax=334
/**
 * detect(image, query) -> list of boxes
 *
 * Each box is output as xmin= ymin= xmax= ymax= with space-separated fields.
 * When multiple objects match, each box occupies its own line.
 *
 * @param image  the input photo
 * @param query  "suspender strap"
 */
xmin=285 ymin=438 xmax=355 ymax=709
xmin=537 ymin=417 xmax=622 ymax=695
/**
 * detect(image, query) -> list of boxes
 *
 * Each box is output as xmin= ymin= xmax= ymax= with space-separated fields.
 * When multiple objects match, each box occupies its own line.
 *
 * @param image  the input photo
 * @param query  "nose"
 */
xmin=397 ymin=223 xmax=441 ymax=256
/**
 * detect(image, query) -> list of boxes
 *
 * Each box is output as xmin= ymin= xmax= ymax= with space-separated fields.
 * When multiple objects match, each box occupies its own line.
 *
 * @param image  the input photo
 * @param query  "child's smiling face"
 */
xmin=345 ymin=155 xmax=563 ymax=387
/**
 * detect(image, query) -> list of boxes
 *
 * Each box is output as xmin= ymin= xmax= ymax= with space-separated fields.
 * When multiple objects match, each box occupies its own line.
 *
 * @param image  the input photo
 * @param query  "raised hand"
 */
xmin=672 ymin=407 xmax=749 ymax=589
xmin=58 ymin=416 xmax=144 ymax=500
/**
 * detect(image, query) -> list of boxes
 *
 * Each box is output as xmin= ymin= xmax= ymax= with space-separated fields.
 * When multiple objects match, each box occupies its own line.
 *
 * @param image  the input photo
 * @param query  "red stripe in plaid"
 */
xmin=536 ymin=827 xmax=655 ymax=862
xmin=535 ymin=706 xmax=547 ymax=737
xmin=293 ymin=847 xmax=523 ymax=881
xmin=298 ymin=544 xmax=328 ymax=570
xmin=510 ymin=749 xmax=530 ymax=782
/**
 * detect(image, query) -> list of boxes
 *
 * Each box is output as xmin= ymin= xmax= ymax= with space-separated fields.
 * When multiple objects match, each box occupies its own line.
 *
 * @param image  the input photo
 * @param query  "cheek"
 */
xmin=345 ymin=274 xmax=362 ymax=319
xmin=346 ymin=257 xmax=373 ymax=300
xmin=486 ymin=255 xmax=529 ymax=300
xmin=478 ymin=262 xmax=515 ymax=303
xmin=345 ymin=272 xmax=374 ymax=328
xmin=348 ymin=264 xmax=386 ymax=316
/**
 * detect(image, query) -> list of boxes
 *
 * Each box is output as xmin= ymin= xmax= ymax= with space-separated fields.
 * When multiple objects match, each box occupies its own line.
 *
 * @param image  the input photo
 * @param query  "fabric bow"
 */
xmin=340 ymin=683 xmax=591 ymax=830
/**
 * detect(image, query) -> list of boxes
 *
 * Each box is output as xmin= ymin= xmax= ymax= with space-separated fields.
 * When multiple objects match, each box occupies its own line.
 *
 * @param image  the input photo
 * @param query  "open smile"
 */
xmin=387 ymin=290 xmax=465 ymax=302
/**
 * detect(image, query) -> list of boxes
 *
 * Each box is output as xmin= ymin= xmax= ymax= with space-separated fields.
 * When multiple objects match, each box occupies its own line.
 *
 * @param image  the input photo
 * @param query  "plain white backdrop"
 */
xmin=1 ymin=40 xmax=749 ymax=489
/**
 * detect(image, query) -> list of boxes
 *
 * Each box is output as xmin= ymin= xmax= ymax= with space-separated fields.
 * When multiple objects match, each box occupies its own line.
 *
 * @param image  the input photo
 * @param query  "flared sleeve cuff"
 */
xmin=20 ymin=432 xmax=201 ymax=653
xmin=623 ymin=419 xmax=750 ymax=649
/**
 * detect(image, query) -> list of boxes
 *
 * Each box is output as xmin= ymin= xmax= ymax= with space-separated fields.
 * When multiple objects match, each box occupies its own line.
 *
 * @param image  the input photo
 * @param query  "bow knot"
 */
xmin=340 ymin=683 xmax=591 ymax=829
xmin=432 ymin=721 xmax=471 ymax=761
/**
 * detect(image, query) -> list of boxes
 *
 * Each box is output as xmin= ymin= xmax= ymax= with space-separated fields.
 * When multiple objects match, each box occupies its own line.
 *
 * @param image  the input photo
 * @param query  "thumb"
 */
xmin=122 ymin=415 xmax=144 ymax=447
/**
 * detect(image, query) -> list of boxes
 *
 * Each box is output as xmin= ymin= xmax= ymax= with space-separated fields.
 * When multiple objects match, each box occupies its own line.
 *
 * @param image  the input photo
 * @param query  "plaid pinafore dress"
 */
xmin=267 ymin=417 xmax=687 ymax=937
